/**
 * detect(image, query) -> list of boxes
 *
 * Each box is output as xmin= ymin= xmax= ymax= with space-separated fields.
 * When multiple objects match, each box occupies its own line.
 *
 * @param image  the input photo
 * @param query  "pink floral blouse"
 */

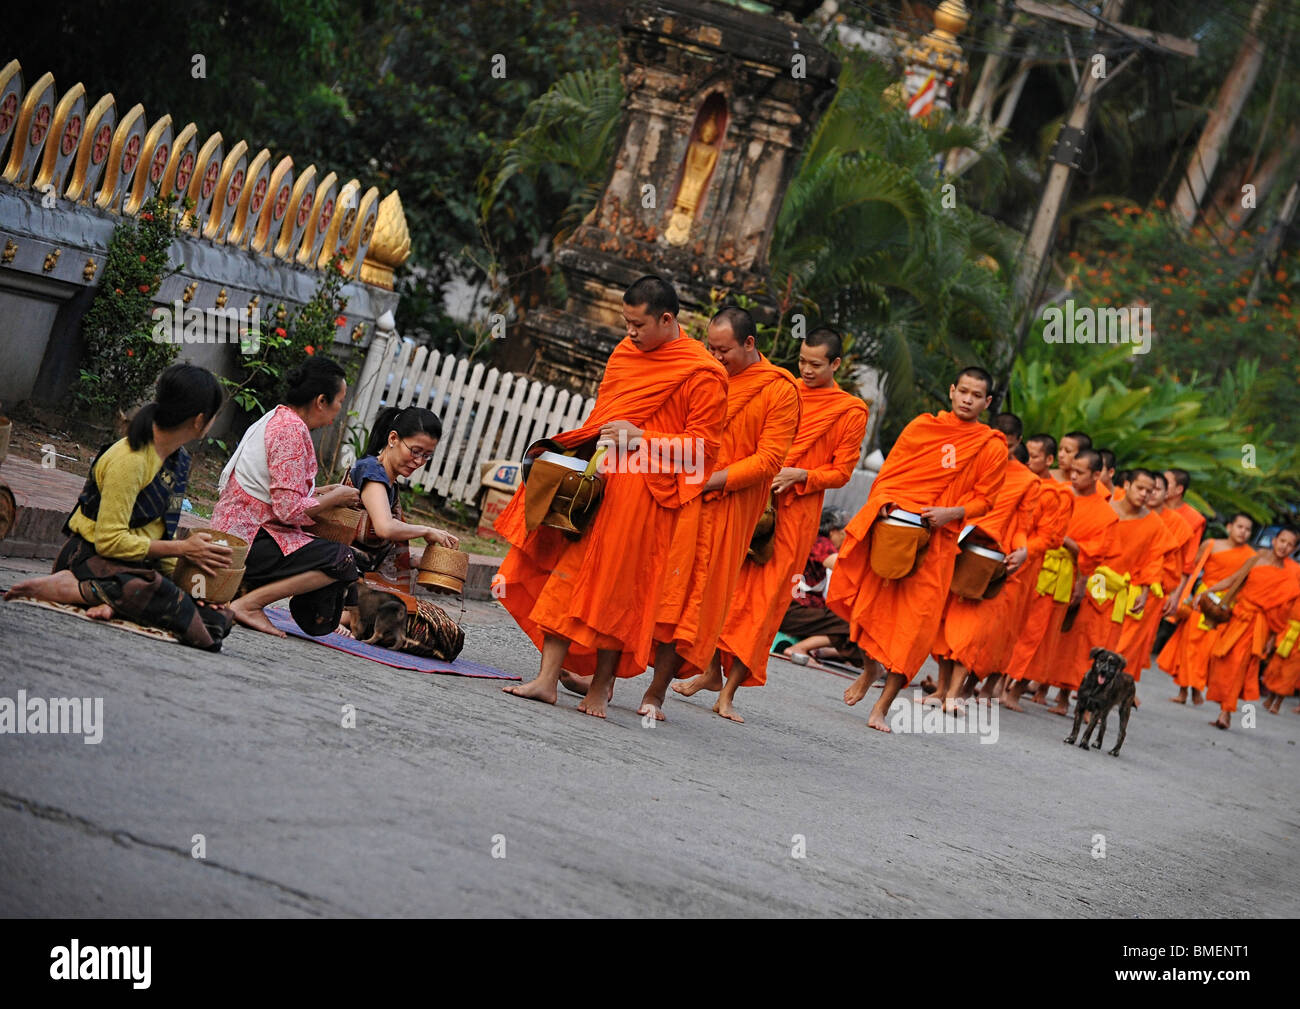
xmin=212 ymin=405 xmax=321 ymax=555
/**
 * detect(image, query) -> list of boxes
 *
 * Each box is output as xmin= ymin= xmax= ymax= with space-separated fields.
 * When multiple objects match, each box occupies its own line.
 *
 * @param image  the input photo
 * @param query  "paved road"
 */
xmin=1 ymin=555 xmax=1297 ymax=917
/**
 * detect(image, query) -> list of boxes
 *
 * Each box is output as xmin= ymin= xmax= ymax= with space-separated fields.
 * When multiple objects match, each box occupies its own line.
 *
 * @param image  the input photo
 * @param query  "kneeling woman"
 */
xmin=344 ymin=406 xmax=464 ymax=659
xmin=5 ymin=364 xmax=234 ymax=650
xmin=212 ymin=357 xmax=361 ymax=638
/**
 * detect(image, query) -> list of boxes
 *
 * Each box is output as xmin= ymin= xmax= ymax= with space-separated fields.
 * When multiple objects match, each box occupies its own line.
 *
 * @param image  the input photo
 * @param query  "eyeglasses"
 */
xmin=400 ymin=438 xmax=434 ymax=463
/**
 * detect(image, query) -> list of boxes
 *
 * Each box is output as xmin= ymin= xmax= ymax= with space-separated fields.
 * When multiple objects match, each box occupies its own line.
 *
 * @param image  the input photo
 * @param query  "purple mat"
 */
xmin=265 ymin=607 xmax=518 ymax=679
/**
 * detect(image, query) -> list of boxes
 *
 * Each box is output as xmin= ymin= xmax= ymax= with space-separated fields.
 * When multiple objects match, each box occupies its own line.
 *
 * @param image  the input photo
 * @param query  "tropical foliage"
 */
xmin=1009 ymin=348 xmax=1300 ymax=521
xmin=75 ymin=194 xmax=188 ymax=417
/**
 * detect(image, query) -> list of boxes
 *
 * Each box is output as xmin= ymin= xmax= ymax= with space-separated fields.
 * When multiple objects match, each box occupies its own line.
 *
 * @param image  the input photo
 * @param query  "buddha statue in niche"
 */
xmin=665 ymin=112 xmax=722 ymax=246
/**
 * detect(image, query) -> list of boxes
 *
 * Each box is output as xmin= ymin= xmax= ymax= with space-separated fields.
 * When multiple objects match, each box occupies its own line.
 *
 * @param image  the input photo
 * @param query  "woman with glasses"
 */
xmin=340 ymin=406 xmax=463 ymax=655
xmin=347 ymin=404 xmax=460 ymax=582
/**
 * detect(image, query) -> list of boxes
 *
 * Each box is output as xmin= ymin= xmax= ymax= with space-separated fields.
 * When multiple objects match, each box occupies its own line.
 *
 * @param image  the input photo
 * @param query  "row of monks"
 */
xmin=495 ymin=276 xmax=1300 ymax=734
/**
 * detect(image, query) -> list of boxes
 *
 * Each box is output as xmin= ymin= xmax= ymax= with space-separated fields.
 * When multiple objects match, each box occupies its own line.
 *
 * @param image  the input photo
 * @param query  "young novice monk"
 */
xmin=1204 ymin=527 xmax=1300 ymax=729
xmin=1158 ymin=513 xmax=1257 ymax=705
xmin=828 ymin=367 xmax=1007 ymax=734
xmin=6 ymin=364 xmax=234 ymax=650
xmin=1045 ymin=450 xmax=1119 ymax=716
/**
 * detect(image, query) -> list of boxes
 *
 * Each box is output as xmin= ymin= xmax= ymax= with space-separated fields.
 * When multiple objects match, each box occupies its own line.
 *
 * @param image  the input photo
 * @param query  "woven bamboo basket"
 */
xmin=417 ymin=545 xmax=470 ymax=594
xmin=313 ymin=506 xmax=363 ymax=544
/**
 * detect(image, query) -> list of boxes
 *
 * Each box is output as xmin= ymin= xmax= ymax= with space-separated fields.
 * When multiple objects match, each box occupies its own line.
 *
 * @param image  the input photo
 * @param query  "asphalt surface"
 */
xmin=1 ymin=555 xmax=1297 ymax=918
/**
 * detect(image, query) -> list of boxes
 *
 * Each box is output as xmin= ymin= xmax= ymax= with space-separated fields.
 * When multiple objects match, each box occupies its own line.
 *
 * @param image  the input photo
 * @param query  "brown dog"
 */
xmin=1064 ymin=647 xmax=1136 ymax=756
xmin=355 ymin=582 xmax=409 ymax=649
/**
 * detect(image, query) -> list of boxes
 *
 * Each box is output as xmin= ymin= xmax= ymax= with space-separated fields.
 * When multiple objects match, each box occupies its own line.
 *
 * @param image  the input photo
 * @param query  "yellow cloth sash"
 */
xmin=1124 ymin=581 xmax=1163 ymax=621
xmin=1277 ymin=619 xmax=1300 ymax=659
xmin=1036 ymin=547 xmax=1074 ymax=602
xmin=1085 ymin=565 xmax=1131 ymax=624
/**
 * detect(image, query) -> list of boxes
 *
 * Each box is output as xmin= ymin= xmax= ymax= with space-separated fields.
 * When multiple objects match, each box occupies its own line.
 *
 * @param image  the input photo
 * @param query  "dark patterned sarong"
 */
xmin=54 ymin=534 xmax=233 ymax=651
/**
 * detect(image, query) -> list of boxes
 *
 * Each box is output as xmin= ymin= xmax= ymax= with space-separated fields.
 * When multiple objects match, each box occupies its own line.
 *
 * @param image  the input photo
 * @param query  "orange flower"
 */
xmin=1276 ymin=269 xmax=1287 ymax=282
xmin=304 ymin=345 xmax=315 ymax=355
xmin=335 ymin=315 xmax=346 ymax=326
xmin=274 ymin=327 xmax=286 ymax=337
xmin=1161 ymin=287 xmax=1172 ymax=295
xmin=1162 ymin=264 xmax=1173 ymax=272
xmin=126 ymin=349 xmax=134 ymax=357
xmin=137 ymin=284 xmax=150 ymax=293
xmin=1154 ymin=198 xmax=1166 ymax=209
xmin=139 ymin=254 xmax=147 ymax=262
xmin=1176 ymin=308 xmax=1186 ymax=316
xmin=1102 ymin=201 xmax=1114 ymax=210
xmin=1237 ymin=314 xmax=1249 ymax=322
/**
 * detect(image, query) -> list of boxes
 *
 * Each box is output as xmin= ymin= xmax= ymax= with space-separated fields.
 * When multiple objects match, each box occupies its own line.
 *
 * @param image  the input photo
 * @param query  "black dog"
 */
xmin=1064 ymin=647 xmax=1136 ymax=756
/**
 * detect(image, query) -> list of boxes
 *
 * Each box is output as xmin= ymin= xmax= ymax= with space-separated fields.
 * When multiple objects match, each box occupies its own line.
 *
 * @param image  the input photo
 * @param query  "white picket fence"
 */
xmin=345 ymin=335 xmax=595 ymax=504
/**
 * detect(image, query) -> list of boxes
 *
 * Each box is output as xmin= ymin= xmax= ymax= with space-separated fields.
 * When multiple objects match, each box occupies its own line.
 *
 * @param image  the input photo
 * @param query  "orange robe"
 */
xmin=1173 ymin=501 xmax=1207 ymax=547
xmin=1110 ymin=510 xmax=1181 ymax=678
xmin=1125 ymin=506 xmax=1195 ymax=674
xmin=1004 ymin=479 xmax=1075 ymax=683
xmin=1262 ymin=595 xmax=1300 ymax=697
xmin=827 ymin=411 xmax=1007 ymax=682
xmin=655 ymin=355 xmax=800 ymax=677
xmin=718 ymin=383 xmax=868 ymax=687
xmin=495 ymin=332 xmax=727 ymax=678
xmin=1048 ymin=490 xmax=1120 ymax=692
xmin=1156 ymin=543 xmax=1257 ymax=690
xmin=930 ymin=458 xmax=1039 ymax=678
xmin=1206 ymin=558 xmax=1300 ymax=712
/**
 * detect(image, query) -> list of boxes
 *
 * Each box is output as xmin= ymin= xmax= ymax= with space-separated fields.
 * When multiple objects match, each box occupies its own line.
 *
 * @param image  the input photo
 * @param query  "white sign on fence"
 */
xmin=345 ymin=332 xmax=595 ymax=505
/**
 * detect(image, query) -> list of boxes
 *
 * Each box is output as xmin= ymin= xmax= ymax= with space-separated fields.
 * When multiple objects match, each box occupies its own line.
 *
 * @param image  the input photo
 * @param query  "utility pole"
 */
xmin=1001 ymin=0 xmax=1197 ymax=394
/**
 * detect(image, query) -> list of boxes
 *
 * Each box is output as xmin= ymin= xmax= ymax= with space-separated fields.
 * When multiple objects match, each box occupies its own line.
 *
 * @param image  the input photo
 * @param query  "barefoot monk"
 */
xmin=676 ymin=327 xmax=867 ymax=722
xmin=640 ymin=307 xmax=801 ymax=722
xmin=827 ymin=367 xmax=1007 ymax=733
xmin=496 ymin=276 xmax=728 ymax=718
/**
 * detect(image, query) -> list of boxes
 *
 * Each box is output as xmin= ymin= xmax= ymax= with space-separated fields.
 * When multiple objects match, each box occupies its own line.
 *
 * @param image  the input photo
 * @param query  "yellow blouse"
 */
xmin=67 ymin=439 xmax=177 ymax=576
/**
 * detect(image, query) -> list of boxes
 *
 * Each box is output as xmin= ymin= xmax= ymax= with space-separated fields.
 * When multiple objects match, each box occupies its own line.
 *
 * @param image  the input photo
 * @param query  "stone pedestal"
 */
xmin=525 ymin=0 xmax=838 ymax=391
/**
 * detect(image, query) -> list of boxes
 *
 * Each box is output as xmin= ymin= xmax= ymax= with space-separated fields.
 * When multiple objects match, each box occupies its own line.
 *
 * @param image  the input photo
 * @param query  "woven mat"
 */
xmin=7 ymin=596 xmax=180 ymax=644
xmin=265 ymin=607 xmax=517 ymax=679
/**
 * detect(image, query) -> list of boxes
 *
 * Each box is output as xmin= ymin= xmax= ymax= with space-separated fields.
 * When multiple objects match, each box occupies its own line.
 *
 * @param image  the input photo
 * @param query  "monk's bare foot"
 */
xmin=866 ymin=708 xmax=892 ymax=733
xmin=1031 ymin=689 xmax=1050 ymax=705
xmin=1168 ymin=694 xmax=1187 ymax=704
xmin=921 ymin=691 xmax=943 ymax=706
xmin=86 ymin=603 xmax=114 ymax=621
xmin=637 ymin=683 xmax=668 ymax=722
xmin=1191 ymin=689 xmax=1204 ymax=706
xmin=1291 ymin=705 xmax=1300 ymax=714
xmin=1002 ymin=695 xmax=1024 ymax=712
xmin=559 ymin=670 xmax=591 ymax=697
xmin=637 ymin=701 xmax=665 ymax=722
xmin=230 ymin=599 xmax=287 ymax=638
xmin=941 ymin=697 xmax=965 ymax=713
xmin=1265 ymin=700 xmax=1279 ymax=714
xmin=1048 ymin=701 xmax=1070 ymax=716
xmin=577 ymin=692 xmax=608 ymax=719
xmin=502 ymin=678 xmax=558 ymax=704
xmin=919 ymin=675 xmax=937 ymax=694
xmin=713 ymin=698 xmax=744 ymax=723
xmin=844 ymin=674 xmax=872 ymax=706
xmin=672 ymin=668 xmax=722 ymax=697
xmin=1210 ymin=713 xmax=1230 ymax=730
